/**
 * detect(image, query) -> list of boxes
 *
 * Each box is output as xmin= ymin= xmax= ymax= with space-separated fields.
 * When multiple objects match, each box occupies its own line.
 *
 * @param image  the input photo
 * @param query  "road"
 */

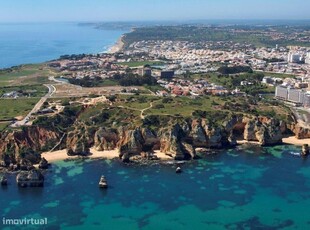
xmin=10 ymin=84 xmax=56 ymax=127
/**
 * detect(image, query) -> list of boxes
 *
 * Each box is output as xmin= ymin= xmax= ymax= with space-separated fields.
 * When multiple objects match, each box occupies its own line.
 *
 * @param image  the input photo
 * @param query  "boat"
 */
xmin=99 ymin=175 xmax=108 ymax=188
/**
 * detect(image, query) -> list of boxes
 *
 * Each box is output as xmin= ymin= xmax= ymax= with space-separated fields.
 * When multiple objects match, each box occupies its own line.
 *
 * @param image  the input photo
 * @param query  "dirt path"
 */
xmin=140 ymin=102 xmax=153 ymax=119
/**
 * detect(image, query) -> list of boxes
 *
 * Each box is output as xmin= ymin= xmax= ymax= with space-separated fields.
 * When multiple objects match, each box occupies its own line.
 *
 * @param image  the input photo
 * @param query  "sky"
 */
xmin=0 ymin=0 xmax=309 ymax=23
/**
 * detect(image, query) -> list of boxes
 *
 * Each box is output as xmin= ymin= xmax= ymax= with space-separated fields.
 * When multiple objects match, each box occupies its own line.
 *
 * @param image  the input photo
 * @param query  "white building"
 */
xmin=306 ymin=52 xmax=310 ymax=65
xmin=288 ymin=53 xmax=302 ymax=63
xmin=288 ymin=88 xmax=305 ymax=104
xmin=275 ymin=86 xmax=288 ymax=100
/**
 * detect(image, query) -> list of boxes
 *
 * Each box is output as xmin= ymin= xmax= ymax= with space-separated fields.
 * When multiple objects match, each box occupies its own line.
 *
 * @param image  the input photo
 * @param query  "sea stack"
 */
xmin=99 ymin=175 xmax=108 ymax=188
xmin=302 ymin=144 xmax=309 ymax=157
xmin=0 ymin=175 xmax=8 ymax=186
xmin=16 ymin=169 xmax=44 ymax=187
xmin=38 ymin=157 xmax=49 ymax=169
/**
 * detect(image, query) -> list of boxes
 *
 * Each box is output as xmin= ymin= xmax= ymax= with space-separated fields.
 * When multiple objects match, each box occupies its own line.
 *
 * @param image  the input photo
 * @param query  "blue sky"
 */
xmin=0 ymin=0 xmax=309 ymax=22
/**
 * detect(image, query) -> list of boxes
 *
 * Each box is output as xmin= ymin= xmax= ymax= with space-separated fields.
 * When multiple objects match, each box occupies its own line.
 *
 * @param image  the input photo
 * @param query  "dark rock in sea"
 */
xmin=99 ymin=175 xmax=108 ymax=188
xmin=302 ymin=144 xmax=309 ymax=157
xmin=176 ymin=167 xmax=182 ymax=174
xmin=0 ymin=175 xmax=8 ymax=186
xmin=38 ymin=157 xmax=49 ymax=169
xmin=120 ymin=152 xmax=130 ymax=163
xmin=19 ymin=159 xmax=35 ymax=171
xmin=16 ymin=169 xmax=44 ymax=187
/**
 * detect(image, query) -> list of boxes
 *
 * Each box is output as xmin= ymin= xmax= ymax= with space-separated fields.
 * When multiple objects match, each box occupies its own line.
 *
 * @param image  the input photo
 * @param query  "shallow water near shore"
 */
xmin=1 ymin=144 xmax=310 ymax=229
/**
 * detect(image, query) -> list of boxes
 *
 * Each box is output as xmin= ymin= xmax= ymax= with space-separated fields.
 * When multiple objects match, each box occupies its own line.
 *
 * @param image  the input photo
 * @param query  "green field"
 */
xmin=258 ymin=71 xmax=296 ymax=79
xmin=0 ymin=84 xmax=48 ymax=97
xmin=0 ymin=98 xmax=39 ymax=121
xmin=0 ymin=122 xmax=9 ymax=131
xmin=146 ymin=96 xmax=223 ymax=117
xmin=0 ymin=64 xmax=54 ymax=86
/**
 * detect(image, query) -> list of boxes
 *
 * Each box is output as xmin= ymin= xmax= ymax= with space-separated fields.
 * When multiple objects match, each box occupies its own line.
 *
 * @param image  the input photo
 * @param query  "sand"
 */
xmin=282 ymin=136 xmax=310 ymax=146
xmin=41 ymin=148 xmax=172 ymax=163
xmin=41 ymin=148 xmax=119 ymax=163
xmin=108 ymin=36 xmax=124 ymax=53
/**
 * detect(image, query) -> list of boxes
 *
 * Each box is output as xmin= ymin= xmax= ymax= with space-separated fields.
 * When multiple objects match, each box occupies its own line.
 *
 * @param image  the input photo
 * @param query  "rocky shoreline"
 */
xmin=1 ymin=114 xmax=309 ymax=170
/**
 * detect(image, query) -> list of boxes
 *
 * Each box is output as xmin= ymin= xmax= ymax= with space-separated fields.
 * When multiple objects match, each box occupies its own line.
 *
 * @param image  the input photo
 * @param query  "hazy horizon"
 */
xmin=1 ymin=0 xmax=310 ymax=23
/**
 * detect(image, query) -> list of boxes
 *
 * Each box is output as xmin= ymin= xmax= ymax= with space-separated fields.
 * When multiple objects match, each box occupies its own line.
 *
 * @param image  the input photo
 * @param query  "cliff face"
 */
xmin=290 ymin=124 xmax=310 ymax=139
xmin=0 ymin=126 xmax=62 ymax=164
xmin=66 ymin=125 xmax=93 ymax=156
xmin=94 ymin=127 xmax=119 ymax=151
xmin=0 ymin=115 xmax=288 ymax=163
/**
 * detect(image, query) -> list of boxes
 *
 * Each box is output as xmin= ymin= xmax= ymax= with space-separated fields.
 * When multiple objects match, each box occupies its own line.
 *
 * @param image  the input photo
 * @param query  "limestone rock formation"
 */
xmin=16 ymin=169 xmax=44 ymax=187
xmin=0 ymin=126 xmax=62 ymax=164
xmin=38 ymin=157 xmax=49 ymax=169
xmin=66 ymin=126 xmax=91 ymax=156
xmin=302 ymin=144 xmax=309 ymax=156
xmin=94 ymin=127 xmax=119 ymax=151
xmin=118 ymin=128 xmax=144 ymax=160
xmin=244 ymin=117 xmax=283 ymax=146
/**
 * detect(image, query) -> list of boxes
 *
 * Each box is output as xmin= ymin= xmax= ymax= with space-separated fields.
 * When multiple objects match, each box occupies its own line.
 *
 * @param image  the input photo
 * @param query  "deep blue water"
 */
xmin=1 ymin=144 xmax=310 ymax=229
xmin=0 ymin=23 xmax=125 ymax=69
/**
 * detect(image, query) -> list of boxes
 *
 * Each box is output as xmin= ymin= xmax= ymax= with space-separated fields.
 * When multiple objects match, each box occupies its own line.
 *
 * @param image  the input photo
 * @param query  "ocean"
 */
xmin=1 ymin=144 xmax=309 ymax=229
xmin=0 ymin=22 xmax=126 ymax=69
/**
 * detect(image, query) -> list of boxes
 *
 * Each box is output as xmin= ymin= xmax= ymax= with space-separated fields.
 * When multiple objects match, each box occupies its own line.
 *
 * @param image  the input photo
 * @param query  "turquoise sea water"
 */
xmin=0 ymin=23 xmax=125 ymax=69
xmin=1 ymin=144 xmax=309 ymax=229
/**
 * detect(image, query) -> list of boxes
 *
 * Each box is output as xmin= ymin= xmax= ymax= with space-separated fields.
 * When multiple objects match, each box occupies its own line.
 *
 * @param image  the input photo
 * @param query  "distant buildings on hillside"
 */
xmin=275 ymin=85 xmax=310 ymax=107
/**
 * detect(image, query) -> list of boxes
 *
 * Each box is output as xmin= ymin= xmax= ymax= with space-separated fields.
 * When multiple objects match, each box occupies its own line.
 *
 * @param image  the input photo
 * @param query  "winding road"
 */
xmin=10 ymin=84 xmax=56 ymax=127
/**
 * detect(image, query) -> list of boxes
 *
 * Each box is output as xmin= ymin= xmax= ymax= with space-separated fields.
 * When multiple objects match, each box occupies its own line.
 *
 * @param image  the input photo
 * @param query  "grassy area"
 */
xmin=97 ymin=79 xmax=119 ymax=86
xmin=115 ymin=95 xmax=159 ymax=110
xmin=257 ymin=71 xmax=296 ymax=79
xmin=144 ymin=85 xmax=166 ymax=93
xmin=0 ymin=84 xmax=48 ymax=97
xmin=0 ymin=98 xmax=39 ymax=120
xmin=146 ymin=96 xmax=224 ymax=117
xmin=117 ymin=61 xmax=165 ymax=68
xmin=0 ymin=64 xmax=54 ymax=86
xmin=0 ymin=122 xmax=9 ymax=131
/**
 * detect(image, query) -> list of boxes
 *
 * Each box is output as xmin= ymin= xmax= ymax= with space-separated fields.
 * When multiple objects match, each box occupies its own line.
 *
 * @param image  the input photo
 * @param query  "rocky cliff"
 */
xmin=290 ymin=124 xmax=310 ymax=139
xmin=0 ymin=115 xmax=288 ymax=163
xmin=0 ymin=126 xmax=62 ymax=165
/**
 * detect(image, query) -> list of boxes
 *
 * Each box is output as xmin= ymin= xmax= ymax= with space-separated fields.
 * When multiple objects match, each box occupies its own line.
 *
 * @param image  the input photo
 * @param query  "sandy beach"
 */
xmin=41 ymin=147 xmax=172 ymax=163
xmin=282 ymin=136 xmax=310 ymax=146
xmin=39 ymin=137 xmax=309 ymax=164
xmin=41 ymin=148 xmax=119 ymax=163
xmin=107 ymin=35 xmax=124 ymax=53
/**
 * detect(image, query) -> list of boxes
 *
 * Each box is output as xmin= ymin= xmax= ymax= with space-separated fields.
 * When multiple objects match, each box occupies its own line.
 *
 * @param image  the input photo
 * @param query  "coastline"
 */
xmin=107 ymin=35 xmax=125 ymax=54
xmin=282 ymin=136 xmax=310 ymax=146
xmin=40 ymin=137 xmax=309 ymax=164
xmin=41 ymin=147 xmax=172 ymax=163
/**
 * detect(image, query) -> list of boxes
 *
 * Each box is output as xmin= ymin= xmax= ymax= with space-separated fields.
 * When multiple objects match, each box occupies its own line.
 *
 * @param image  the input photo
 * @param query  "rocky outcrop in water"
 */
xmin=38 ymin=157 xmax=49 ymax=169
xmin=302 ymin=144 xmax=309 ymax=156
xmin=16 ymin=169 xmax=44 ymax=187
xmin=0 ymin=175 xmax=8 ymax=186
